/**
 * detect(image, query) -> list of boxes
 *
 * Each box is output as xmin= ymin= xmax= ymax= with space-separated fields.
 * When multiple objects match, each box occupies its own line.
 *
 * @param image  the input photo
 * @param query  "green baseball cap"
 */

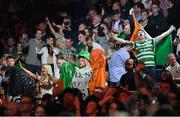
xmin=78 ymin=51 xmax=92 ymax=62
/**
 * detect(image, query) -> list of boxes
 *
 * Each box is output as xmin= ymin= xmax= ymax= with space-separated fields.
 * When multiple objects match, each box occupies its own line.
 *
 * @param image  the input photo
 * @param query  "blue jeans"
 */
xmin=108 ymin=81 xmax=120 ymax=87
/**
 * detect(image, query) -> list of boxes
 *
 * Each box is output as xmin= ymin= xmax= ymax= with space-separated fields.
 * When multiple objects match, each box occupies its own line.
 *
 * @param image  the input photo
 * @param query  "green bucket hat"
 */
xmin=78 ymin=51 xmax=92 ymax=62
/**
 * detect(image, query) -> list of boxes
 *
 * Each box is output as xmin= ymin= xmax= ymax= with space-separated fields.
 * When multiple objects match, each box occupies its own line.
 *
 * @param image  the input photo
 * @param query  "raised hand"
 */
xmin=170 ymin=25 xmax=176 ymax=31
xmin=45 ymin=17 xmax=49 ymax=21
xmin=129 ymin=8 xmax=134 ymax=15
xmin=52 ymin=22 xmax=56 ymax=26
xmin=19 ymin=61 xmax=23 ymax=68
xmin=109 ymin=32 xmax=115 ymax=38
xmin=99 ymin=87 xmax=115 ymax=106
xmin=46 ymin=17 xmax=51 ymax=24
xmin=35 ymin=72 xmax=39 ymax=80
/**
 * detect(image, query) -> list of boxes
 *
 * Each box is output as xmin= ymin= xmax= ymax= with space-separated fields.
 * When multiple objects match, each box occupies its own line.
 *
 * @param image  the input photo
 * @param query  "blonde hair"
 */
xmin=42 ymin=64 xmax=53 ymax=76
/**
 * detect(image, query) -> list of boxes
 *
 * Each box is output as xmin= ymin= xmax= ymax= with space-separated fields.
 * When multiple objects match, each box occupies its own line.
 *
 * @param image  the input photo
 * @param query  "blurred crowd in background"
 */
xmin=0 ymin=0 xmax=180 ymax=116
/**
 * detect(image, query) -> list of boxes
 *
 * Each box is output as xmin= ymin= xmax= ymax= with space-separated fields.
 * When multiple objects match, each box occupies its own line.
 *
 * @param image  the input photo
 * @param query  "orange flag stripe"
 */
xmin=130 ymin=12 xmax=142 ymax=42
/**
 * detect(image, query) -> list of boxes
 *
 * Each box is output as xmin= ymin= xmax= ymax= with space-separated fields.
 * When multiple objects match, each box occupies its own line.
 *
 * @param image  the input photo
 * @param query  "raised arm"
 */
xmin=46 ymin=17 xmax=56 ymax=34
xmin=46 ymin=17 xmax=64 ymax=41
xmin=111 ymin=33 xmax=131 ymax=44
xmin=55 ymin=23 xmax=65 ymax=37
xmin=19 ymin=61 xmax=36 ymax=78
xmin=154 ymin=25 xmax=176 ymax=44
xmin=19 ymin=33 xmax=29 ymax=49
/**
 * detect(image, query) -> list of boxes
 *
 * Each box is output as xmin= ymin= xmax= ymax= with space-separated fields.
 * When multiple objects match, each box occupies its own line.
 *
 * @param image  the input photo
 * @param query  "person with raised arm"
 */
xmin=35 ymin=34 xmax=59 ymax=75
xmin=111 ymin=25 xmax=176 ymax=80
xmin=46 ymin=17 xmax=65 ymax=49
xmin=19 ymin=61 xmax=53 ymax=98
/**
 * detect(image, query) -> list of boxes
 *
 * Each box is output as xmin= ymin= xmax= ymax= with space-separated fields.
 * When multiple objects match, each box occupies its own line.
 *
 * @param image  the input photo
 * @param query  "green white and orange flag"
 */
xmin=129 ymin=12 xmax=172 ymax=65
xmin=155 ymin=35 xmax=172 ymax=65
xmin=130 ymin=12 xmax=142 ymax=42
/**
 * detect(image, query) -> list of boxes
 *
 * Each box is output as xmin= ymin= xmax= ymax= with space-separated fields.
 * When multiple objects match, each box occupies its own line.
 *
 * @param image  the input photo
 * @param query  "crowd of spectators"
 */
xmin=0 ymin=0 xmax=180 ymax=116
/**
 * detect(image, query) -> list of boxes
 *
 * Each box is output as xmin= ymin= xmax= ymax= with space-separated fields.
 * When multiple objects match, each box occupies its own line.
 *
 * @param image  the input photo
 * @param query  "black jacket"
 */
xmin=167 ymin=5 xmax=180 ymax=28
xmin=4 ymin=66 xmax=22 ymax=96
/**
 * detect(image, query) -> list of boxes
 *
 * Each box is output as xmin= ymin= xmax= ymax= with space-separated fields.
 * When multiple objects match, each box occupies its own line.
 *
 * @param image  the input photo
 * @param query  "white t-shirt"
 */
xmin=54 ymin=68 xmax=60 ymax=79
xmin=38 ymin=76 xmax=53 ymax=97
xmin=113 ymin=20 xmax=120 ymax=31
xmin=71 ymin=66 xmax=93 ymax=100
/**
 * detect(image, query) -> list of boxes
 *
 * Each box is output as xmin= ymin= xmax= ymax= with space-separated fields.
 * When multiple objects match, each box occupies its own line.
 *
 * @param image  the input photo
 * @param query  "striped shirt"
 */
xmin=59 ymin=47 xmax=77 ymax=61
xmin=133 ymin=39 xmax=155 ymax=67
